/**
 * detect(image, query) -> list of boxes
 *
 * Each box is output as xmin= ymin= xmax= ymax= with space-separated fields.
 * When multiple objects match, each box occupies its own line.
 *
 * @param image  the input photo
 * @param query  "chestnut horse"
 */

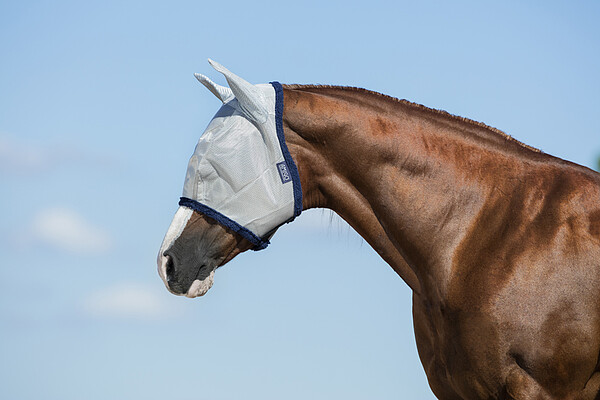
xmin=160 ymin=80 xmax=600 ymax=398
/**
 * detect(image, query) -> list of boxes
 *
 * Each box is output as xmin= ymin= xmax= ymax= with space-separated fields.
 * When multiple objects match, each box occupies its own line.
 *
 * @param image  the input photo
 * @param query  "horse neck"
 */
xmin=281 ymin=86 xmax=540 ymax=294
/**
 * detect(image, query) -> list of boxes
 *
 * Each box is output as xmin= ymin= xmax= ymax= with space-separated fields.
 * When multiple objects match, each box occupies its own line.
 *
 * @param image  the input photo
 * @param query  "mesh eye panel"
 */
xmin=181 ymin=83 xmax=301 ymax=248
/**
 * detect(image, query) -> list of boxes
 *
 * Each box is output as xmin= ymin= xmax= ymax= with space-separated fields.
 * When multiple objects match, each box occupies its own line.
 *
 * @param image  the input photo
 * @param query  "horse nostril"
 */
xmin=163 ymin=253 xmax=186 ymax=295
xmin=165 ymin=255 xmax=175 ymax=282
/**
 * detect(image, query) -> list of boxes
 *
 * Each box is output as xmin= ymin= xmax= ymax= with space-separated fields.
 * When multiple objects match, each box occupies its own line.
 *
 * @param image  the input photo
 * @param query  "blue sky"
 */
xmin=1 ymin=1 xmax=599 ymax=399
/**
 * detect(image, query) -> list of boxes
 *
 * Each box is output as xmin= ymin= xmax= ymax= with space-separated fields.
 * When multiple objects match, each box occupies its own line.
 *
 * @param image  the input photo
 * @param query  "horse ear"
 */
xmin=207 ymin=59 xmax=268 ymax=123
xmin=194 ymin=73 xmax=233 ymax=103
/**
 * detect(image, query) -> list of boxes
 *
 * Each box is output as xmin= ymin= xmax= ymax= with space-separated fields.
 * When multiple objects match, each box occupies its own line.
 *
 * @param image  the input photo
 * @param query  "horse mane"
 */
xmin=283 ymin=84 xmax=542 ymax=154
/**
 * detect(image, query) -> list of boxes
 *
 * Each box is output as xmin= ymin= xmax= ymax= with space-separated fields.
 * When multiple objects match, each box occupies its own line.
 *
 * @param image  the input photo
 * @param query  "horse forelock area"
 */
xmin=283 ymin=84 xmax=542 ymax=154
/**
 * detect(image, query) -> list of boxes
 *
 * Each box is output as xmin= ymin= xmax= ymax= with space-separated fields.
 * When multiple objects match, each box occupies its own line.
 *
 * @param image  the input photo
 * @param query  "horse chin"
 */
xmin=185 ymin=269 xmax=215 ymax=298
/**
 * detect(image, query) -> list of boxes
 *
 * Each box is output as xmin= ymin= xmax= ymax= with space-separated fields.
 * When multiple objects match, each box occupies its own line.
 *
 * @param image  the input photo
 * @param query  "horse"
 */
xmin=158 ymin=61 xmax=600 ymax=399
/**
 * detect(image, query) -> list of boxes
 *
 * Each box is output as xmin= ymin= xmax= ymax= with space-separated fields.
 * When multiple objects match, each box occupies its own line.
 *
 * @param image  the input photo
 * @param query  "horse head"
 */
xmin=157 ymin=60 xmax=302 ymax=297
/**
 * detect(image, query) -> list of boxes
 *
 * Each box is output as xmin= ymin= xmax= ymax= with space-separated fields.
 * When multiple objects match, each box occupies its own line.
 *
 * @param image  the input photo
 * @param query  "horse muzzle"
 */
xmin=157 ymin=206 xmax=244 ymax=298
xmin=162 ymin=253 xmax=216 ymax=297
xmin=157 ymin=207 xmax=216 ymax=298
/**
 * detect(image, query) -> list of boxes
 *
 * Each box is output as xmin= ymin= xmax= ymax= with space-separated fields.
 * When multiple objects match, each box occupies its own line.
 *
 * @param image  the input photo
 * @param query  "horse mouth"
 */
xmin=184 ymin=269 xmax=216 ymax=298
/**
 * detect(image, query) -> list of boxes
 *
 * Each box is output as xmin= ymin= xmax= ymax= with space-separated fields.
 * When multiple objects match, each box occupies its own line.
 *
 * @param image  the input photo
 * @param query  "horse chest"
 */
xmin=412 ymin=294 xmax=511 ymax=398
xmin=413 ymin=261 xmax=600 ymax=399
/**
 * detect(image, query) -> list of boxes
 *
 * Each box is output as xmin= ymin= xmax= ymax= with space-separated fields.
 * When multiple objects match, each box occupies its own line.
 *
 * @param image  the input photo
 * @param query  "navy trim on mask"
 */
xmin=179 ymin=197 xmax=269 ymax=251
xmin=271 ymin=81 xmax=303 ymax=220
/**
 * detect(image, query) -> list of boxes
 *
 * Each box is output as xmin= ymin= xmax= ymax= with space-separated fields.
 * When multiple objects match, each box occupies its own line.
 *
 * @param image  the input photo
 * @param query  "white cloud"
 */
xmin=83 ymin=282 xmax=181 ymax=321
xmin=29 ymin=207 xmax=112 ymax=254
xmin=0 ymin=135 xmax=48 ymax=172
xmin=0 ymin=134 xmax=70 ymax=174
xmin=0 ymin=133 xmax=118 ymax=175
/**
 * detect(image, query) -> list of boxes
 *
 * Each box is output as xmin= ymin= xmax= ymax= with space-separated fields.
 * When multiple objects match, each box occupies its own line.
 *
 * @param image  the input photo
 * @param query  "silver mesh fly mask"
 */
xmin=177 ymin=60 xmax=302 ymax=249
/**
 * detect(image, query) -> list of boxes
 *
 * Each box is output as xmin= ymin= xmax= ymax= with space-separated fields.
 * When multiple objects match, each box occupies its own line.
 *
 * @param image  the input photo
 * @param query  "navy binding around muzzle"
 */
xmin=178 ymin=197 xmax=270 ymax=250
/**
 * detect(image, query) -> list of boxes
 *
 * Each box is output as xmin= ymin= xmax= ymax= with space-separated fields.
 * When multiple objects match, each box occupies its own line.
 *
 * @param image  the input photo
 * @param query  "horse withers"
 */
xmin=158 ymin=61 xmax=600 ymax=399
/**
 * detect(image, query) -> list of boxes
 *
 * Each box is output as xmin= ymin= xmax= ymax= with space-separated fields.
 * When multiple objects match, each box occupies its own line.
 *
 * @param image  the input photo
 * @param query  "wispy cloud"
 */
xmin=26 ymin=207 xmax=113 ymax=254
xmin=0 ymin=135 xmax=49 ymax=173
xmin=0 ymin=133 xmax=118 ymax=175
xmin=0 ymin=134 xmax=73 ymax=174
xmin=83 ymin=282 xmax=181 ymax=321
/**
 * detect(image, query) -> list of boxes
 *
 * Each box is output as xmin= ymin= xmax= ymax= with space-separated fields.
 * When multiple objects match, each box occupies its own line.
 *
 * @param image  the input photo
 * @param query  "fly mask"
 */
xmin=158 ymin=60 xmax=303 ymax=294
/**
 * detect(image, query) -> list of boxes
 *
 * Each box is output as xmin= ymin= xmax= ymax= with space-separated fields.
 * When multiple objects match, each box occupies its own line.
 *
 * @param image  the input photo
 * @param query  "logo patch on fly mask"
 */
xmin=277 ymin=161 xmax=292 ymax=184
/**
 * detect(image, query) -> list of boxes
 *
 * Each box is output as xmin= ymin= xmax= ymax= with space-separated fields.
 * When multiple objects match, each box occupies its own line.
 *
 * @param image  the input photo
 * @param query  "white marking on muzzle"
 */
xmin=157 ymin=206 xmax=193 ymax=292
xmin=185 ymin=270 xmax=215 ymax=298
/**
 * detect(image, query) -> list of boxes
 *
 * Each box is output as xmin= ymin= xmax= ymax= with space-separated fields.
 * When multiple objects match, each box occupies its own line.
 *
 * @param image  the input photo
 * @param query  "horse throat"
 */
xmin=281 ymin=85 xmax=497 ymax=294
